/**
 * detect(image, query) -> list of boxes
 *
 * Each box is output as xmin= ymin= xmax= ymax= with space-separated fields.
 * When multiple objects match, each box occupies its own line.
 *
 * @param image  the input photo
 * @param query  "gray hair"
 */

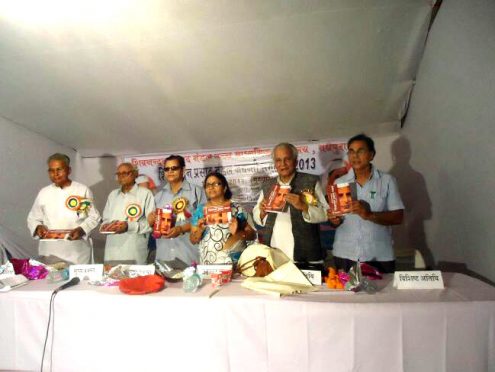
xmin=272 ymin=143 xmax=298 ymax=161
xmin=47 ymin=153 xmax=70 ymax=167
xmin=118 ymin=162 xmax=138 ymax=175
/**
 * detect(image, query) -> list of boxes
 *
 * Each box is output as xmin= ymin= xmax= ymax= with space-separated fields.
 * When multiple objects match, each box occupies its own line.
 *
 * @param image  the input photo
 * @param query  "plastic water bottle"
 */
xmin=48 ymin=269 xmax=69 ymax=283
xmin=182 ymin=267 xmax=202 ymax=293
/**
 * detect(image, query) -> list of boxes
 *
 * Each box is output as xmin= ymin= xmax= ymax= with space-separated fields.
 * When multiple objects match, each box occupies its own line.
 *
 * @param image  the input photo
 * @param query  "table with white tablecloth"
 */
xmin=1 ymin=272 xmax=494 ymax=372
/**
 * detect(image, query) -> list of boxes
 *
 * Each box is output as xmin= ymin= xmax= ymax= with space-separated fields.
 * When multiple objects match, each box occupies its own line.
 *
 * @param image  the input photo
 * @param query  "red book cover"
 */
xmin=204 ymin=205 xmax=232 ymax=225
xmin=152 ymin=207 xmax=174 ymax=238
xmin=265 ymin=184 xmax=291 ymax=213
xmin=327 ymin=182 xmax=357 ymax=215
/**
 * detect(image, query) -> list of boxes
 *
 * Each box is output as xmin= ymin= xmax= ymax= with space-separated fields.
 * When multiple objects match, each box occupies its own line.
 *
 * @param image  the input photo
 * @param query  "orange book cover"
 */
xmin=100 ymin=221 xmax=127 ymax=234
xmin=40 ymin=229 xmax=73 ymax=240
xmin=265 ymin=184 xmax=291 ymax=213
xmin=204 ymin=205 xmax=232 ymax=225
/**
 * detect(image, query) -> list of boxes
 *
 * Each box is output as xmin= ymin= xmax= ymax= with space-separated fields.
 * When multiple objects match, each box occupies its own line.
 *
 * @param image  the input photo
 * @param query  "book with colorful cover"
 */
xmin=152 ymin=206 xmax=175 ymax=238
xmin=40 ymin=229 xmax=73 ymax=240
xmin=327 ymin=182 xmax=357 ymax=215
xmin=204 ymin=205 xmax=232 ymax=225
xmin=99 ymin=221 xmax=127 ymax=234
xmin=265 ymin=184 xmax=291 ymax=213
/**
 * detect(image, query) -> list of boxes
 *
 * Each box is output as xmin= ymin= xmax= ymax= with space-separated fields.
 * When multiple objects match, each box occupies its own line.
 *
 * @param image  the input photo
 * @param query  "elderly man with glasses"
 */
xmin=148 ymin=155 xmax=206 ymax=265
xmin=253 ymin=143 xmax=328 ymax=265
xmin=27 ymin=153 xmax=101 ymax=264
xmin=102 ymin=162 xmax=155 ymax=264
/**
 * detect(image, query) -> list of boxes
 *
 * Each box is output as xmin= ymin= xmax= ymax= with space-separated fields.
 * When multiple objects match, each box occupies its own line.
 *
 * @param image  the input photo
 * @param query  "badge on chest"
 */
xmin=125 ymin=203 xmax=143 ymax=221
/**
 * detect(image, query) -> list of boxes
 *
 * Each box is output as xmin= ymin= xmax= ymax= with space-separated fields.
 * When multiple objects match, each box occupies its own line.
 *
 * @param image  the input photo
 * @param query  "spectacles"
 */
xmin=164 ymin=166 xmax=182 ymax=172
xmin=205 ymin=182 xmax=223 ymax=188
xmin=348 ymin=149 xmax=368 ymax=156
xmin=48 ymin=167 xmax=67 ymax=174
xmin=115 ymin=171 xmax=133 ymax=177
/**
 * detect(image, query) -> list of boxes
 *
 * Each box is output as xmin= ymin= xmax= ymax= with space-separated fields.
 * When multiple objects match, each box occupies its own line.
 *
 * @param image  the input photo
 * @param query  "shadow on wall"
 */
xmin=436 ymin=261 xmax=495 ymax=287
xmin=88 ymin=155 xmax=118 ymax=263
xmin=389 ymin=136 xmax=434 ymax=269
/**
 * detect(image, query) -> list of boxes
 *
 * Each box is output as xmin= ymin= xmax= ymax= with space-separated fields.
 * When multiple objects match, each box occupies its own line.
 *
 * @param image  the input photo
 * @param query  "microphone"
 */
xmin=53 ymin=277 xmax=80 ymax=293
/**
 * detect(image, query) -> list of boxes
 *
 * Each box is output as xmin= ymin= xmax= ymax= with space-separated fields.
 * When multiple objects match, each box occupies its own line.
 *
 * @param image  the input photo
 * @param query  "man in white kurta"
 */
xmin=103 ymin=163 xmax=155 ymax=264
xmin=27 ymin=154 xmax=101 ymax=264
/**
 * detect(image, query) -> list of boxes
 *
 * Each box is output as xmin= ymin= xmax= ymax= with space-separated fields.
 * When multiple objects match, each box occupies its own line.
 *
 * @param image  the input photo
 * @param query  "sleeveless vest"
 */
xmin=260 ymin=172 xmax=324 ymax=262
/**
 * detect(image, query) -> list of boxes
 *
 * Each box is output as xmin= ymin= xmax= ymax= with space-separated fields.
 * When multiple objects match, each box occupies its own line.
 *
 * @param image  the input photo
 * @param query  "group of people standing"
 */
xmin=27 ymin=133 xmax=404 ymax=273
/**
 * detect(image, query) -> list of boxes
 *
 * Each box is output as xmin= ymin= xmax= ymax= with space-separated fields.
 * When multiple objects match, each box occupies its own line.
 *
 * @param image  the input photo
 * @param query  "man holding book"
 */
xmin=253 ymin=143 xmax=328 ymax=263
xmin=327 ymin=134 xmax=404 ymax=273
xmin=102 ymin=162 xmax=155 ymax=264
xmin=27 ymin=153 xmax=101 ymax=264
xmin=149 ymin=155 xmax=206 ymax=265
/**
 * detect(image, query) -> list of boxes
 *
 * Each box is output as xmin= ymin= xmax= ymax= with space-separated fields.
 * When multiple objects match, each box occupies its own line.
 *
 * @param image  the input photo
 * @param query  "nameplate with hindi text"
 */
xmin=0 ymin=262 xmax=16 ymax=280
xmin=393 ymin=271 xmax=444 ymax=289
xmin=300 ymin=269 xmax=322 ymax=285
xmin=69 ymin=264 xmax=104 ymax=281
xmin=197 ymin=264 xmax=233 ymax=279
xmin=126 ymin=264 xmax=155 ymax=278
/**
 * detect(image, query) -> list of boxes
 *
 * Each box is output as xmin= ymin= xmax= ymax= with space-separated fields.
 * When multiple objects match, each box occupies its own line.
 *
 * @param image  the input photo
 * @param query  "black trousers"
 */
xmin=333 ymin=257 xmax=395 ymax=274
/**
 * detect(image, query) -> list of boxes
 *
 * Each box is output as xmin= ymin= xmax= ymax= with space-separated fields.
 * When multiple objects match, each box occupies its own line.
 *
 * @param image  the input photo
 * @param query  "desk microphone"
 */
xmin=54 ymin=277 xmax=80 ymax=293
xmin=42 ymin=276 xmax=81 ymax=370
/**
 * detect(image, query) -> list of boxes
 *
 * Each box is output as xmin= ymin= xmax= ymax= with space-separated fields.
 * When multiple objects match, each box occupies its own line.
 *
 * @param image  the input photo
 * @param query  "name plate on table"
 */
xmin=126 ymin=265 xmax=155 ymax=278
xmin=69 ymin=264 xmax=104 ymax=281
xmin=197 ymin=264 xmax=232 ymax=279
xmin=301 ymin=270 xmax=322 ymax=285
xmin=0 ymin=262 xmax=16 ymax=280
xmin=393 ymin=271 xmax=444 ymax=289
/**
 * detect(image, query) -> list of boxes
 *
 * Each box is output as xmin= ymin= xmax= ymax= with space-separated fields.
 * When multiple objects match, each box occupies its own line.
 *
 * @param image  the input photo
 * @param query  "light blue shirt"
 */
xmin=333 ymin=166 xmax=404 ymax=262
xmin=154 ymin=179 xmax=206 ymax=265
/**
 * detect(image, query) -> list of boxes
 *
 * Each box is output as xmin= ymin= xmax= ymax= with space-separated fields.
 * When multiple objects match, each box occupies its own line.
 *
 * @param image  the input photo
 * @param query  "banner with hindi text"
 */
xmin=123 ymin=140 xmax=349 ymax=208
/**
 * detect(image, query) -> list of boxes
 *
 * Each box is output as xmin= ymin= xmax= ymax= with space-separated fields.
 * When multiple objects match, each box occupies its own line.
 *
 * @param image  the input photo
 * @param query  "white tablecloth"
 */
xmin=1 ymin=273 xmax=494 ymax=372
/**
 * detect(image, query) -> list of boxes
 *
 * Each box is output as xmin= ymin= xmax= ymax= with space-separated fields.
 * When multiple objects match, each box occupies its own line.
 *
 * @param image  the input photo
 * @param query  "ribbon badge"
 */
xmin=65 ymin=195 xmax=92 ymax=216
xmin=172 ymin=197 xmax=191 ymax=223
xmin=125 ymin=203 xmax=143 ymax=222
xmin=301 ymin=189 xmax=319 ymax=207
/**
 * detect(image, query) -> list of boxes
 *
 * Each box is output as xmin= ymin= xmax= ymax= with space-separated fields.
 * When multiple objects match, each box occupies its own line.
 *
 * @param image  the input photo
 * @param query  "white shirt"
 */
xmin=253 ymin=175 xmax=328 ymax=261
xmin=27 ymin=181 xmax=101 ymax=264
xmin=102 ymin=184 xmax=155 ymax=264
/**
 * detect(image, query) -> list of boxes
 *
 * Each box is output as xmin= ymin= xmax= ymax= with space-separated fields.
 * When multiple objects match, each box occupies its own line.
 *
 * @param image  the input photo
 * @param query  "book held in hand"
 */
xmin=100 ymin=221 xmax=127 ymax=234
xmin=152 ymin=206 xmax=175 ymax=238
xmin=327 ymin=182 xmax=357 ymax=215
xmin=40 ymin=229 xmax=73 ymax=240
xmin=265 ymin=184 xmax=291 ymax=213
xmin=204 ymin=205 xmax=232 ymax=225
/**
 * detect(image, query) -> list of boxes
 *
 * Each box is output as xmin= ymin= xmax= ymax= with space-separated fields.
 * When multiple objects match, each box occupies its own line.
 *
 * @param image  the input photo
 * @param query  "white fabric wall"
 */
xmin=78 ymin=135 xmax=400 ymax=262
xmin=401 ymin=0 xmax=495 ymax=282
xmin=76 ymin=156 xmax=118 ymax=262
xmin=0 ymin=116 xmax=77 ymax=258
xmin=0 ymin=116 xmax=410 ymax=264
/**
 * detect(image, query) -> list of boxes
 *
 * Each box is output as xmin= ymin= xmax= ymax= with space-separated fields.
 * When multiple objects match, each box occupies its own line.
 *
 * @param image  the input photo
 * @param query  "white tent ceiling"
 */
xmin=0 ymin=0 xmax=434 ymax=157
